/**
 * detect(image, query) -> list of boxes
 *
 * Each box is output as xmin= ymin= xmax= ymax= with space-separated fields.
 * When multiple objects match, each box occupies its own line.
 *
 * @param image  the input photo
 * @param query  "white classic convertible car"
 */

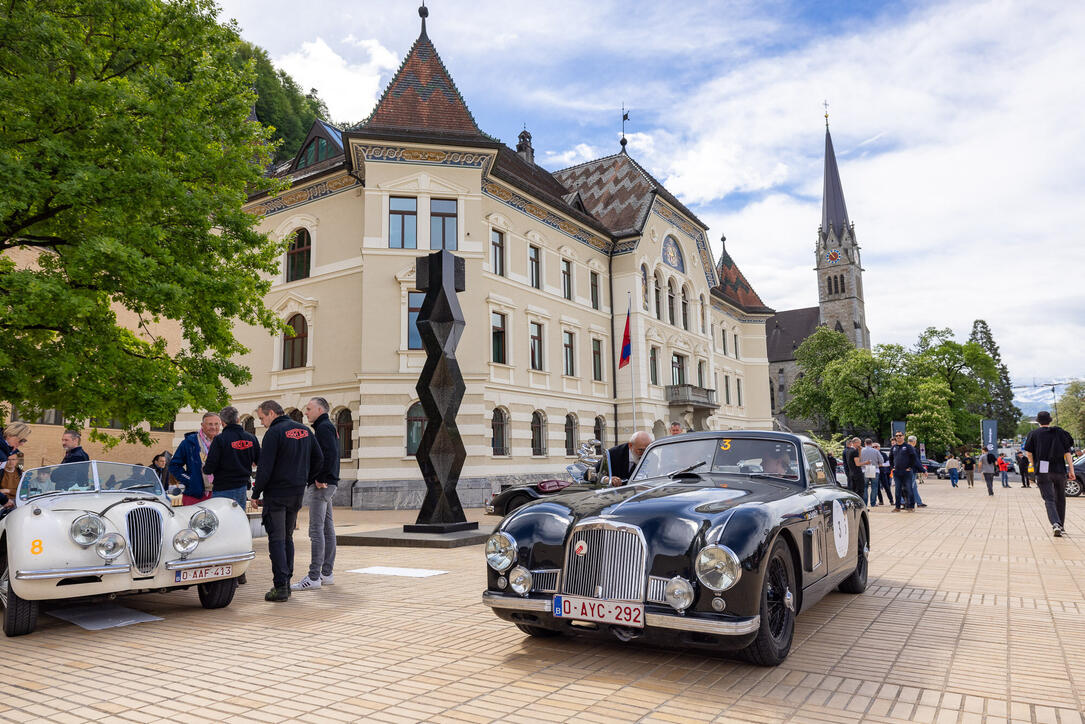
xmin=0 ymin=460 xmax=254 ymax=636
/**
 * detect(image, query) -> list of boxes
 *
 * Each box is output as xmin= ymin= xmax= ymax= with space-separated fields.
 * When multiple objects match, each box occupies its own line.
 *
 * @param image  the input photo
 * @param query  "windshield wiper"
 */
xmin=668 ymin=461 xmax=707 ymax=478
xmin=124 ymin=483 xmax=157 ymax=490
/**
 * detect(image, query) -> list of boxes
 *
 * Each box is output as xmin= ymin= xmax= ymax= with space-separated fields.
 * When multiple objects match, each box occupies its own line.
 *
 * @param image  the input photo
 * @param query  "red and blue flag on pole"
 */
xmin=618 ymin=301 xmax=632 ymax=369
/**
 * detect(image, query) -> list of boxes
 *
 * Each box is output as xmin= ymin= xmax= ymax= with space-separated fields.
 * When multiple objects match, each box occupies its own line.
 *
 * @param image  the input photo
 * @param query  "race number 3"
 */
xmin=720 ymin=439 xmax=732 ymax=450
xmin=30 ymin=539 xmax=43 ymax=555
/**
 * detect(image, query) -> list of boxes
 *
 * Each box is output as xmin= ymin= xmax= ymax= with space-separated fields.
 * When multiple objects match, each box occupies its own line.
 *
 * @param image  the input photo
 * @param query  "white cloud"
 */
xmin=275 ymin=37 xmax=398 ymax=123
xmin=541 ymin=143 xmax=602 ymax=169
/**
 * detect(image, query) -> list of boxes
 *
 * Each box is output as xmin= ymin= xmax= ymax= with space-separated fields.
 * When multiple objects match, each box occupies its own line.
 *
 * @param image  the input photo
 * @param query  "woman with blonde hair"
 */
xmin=1 ymin=421 xmax=30 ymax=509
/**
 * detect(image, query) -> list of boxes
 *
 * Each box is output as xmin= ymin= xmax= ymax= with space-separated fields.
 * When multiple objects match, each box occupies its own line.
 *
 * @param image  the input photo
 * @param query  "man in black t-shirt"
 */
xmin=961 ymin=453 xmax=976 ymax=487
xmin=1023 ymin=410 xmax=1077 ymax=537
xmin=843 ymin=437 xmax=865 ymax=497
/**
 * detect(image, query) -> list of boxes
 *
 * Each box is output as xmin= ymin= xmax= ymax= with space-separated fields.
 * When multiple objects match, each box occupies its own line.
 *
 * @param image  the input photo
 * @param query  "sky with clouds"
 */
xmin=216 ymin=0 xmax=1085 ymax=400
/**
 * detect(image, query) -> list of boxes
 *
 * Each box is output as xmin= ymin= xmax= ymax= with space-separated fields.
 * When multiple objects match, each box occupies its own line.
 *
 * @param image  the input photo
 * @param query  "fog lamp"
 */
xmin=508 ymin=566 xmax=533 ymax=596
xmin=664 ymin=577 xmax=695 ymax=612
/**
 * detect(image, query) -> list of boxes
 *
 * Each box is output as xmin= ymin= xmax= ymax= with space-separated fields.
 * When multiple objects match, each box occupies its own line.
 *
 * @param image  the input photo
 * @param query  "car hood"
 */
xmin=19 ymin=491 xmax=169 ymax=513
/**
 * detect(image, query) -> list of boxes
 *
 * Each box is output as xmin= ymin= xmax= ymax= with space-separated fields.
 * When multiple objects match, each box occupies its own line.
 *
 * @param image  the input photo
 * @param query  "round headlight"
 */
xmin=694 ymin=544 xmax=742 ymax=592
xmin=173 ymin=528 xmax=199 ymax=555
xmin=508 ymin=566 xmax=533 ymax=596
xmin=95 ymin=533 xmax=126 ymax=561
xmin=485 ymin=532 xmax=517 ymax=572
xmin=665 ymin=577 xmax=695 ymax=611
xmin=190 ymin=508 xmax=219 ymax=539
xmin=70 ymin=514 xmax=106 ymax=546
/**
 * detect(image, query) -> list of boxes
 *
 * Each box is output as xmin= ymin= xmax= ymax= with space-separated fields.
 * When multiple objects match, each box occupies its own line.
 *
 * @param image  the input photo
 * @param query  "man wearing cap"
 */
xmin=1023 ymin=410 xmax=1076 ymax=537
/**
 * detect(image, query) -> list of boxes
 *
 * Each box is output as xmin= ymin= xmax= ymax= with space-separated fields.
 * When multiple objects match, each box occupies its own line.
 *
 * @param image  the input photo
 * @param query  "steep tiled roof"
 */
xmin=552 ymin=152 xmax=705 ymax=238
xmin=359 ymin=21 xmax=484 ymax=138
xmin=766 ymin=307 xmax=820 ymax=362
xmin=713 ymin=243 xmax=774 ymax=315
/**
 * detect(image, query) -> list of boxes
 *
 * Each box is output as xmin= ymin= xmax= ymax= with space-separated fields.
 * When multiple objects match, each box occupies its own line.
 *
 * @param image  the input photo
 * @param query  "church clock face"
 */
xmin=825 ymin=249 xmax=841 ymax=265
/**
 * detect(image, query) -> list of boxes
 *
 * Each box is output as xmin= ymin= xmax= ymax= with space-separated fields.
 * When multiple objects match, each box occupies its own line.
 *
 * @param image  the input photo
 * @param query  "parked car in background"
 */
xmin=1067 ymin=456 xmax=1085 ymax=498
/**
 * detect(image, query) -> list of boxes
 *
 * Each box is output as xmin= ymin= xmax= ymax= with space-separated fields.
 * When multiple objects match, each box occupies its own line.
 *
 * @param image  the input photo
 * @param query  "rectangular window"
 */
xmin=589 ymin=271 xmax=600 ymax=309
xmin=737 ymin=378 xmax=743 ymax=407
xmin=490 ymin=229 xmax=505 ymax=276
xmin=697 ymin=361 xmax=706 ymax=388
xmin=592 ymin=338 xmax=603 ymax=381
xmin=671 ymin=354 xmax=686 ymax=386
xmin=649 ymin=347 xmax=659 ymax=385
xmin=562 ymin=331 xmax=575 ymax=376
xmin=528 ymin=245 xmax=541 ymax=289
xmin=561 ymin=259 xmax=573 ymax=300
xmin=491 ymin=312 xmax=506 ymax=364
xmin=430 ymin=198 xmax=457 ymax=250
xmin=408 ymin=291 xmax=425 ymax=349
xmin=721 ymin=330 xmax=727 ymax=356
xmin=724 ymin=375 xmax=731 ymax=404
xmin=734 ymin=333 xmax=740 ymax=359
xmin=389 ymin=197 xmax=417 ymax=249
xmin=529 ymin=321 xmax=544 ymax=370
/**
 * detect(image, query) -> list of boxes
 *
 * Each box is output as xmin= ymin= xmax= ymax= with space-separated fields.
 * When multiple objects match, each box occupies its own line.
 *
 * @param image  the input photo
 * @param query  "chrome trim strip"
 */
xmin=16 ymin=565 xmax=132 ymax=580
xmin=645 ymin=612 xmax=760 ymax=636
xmin=482 ymin=592 xmax=550 ymax=611
xmin=165 ymin=551 xmax=255 ymax=570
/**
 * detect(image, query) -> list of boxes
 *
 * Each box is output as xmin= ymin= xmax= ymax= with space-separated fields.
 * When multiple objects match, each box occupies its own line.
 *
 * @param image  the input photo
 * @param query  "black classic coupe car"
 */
xmin=482 ymin=431 xmax=869 ymax=666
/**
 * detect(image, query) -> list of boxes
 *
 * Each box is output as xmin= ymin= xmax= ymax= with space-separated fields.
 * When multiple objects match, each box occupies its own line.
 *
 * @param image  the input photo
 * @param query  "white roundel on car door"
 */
xmin=832 ymin=499 xmax=849 ymax=558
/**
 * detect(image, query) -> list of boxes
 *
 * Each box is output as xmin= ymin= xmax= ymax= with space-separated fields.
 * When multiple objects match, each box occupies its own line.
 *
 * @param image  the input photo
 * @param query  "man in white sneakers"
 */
xmin=292 ymin=397 xmax=340 ymax=591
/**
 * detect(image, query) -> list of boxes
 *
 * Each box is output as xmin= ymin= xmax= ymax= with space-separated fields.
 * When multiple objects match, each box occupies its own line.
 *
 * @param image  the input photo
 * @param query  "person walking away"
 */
xmin=906 ymin=435 xmax=927 ymax=507
xmin=292 ymin=397 xmax=341 ymax=592
xmin=874 ymin=443 xmax=893 ymax=505
xmin=945 ymin=453 xmax=960 ymax=487
xmin=169 ymin=412 xmax=222 ymax=505
xmin=859 ymin=438 xmax=882 ymax=506
xmin=978 ymin=446 xmax=997 ymax=495
xmin=1016 ymin=450 xmax=1032 ymax=487
xmin=60 ymin=429 xmax=90 ymax=464
xmin=844 ymin=437 xmax=865 ymax=498
xmin=252 ymin=400 xmax=323 ymax=602
xmin=962 ymin=452 xmax=976 ymax=488
xmin=998 ymin=455 xmax=1010 ymax=488
xmin=1023 ymin=410 xmax=1076 ymax=537
xmin=890 ymin=432 xmax=921 ymax=511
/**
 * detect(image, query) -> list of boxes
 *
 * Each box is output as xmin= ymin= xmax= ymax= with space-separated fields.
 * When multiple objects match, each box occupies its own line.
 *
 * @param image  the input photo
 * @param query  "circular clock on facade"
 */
xmin=825 ymin=249 xmax=841 ymax=264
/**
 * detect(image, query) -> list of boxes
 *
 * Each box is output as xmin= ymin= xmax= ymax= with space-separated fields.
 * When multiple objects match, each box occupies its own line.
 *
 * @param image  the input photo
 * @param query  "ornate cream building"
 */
xmin=175 ymin=8 xmax=774 ymax=508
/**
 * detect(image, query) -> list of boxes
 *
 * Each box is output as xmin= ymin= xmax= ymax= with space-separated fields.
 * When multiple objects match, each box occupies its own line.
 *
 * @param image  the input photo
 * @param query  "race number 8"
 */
xmin=30 ymin=539 xmax=43 ymax=555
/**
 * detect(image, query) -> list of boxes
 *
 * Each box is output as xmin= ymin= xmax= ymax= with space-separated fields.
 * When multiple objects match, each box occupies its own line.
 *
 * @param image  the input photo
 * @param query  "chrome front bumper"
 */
xmin=16 ymin=564 xmax=132 ymax=581
xmin=481 ymin=591 xmax=761 ymax=636
xmin=165 ymin=551 xmax=255 ymax=571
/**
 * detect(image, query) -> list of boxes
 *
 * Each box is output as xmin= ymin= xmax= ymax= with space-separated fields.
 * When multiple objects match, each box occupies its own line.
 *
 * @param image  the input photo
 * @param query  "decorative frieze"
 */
xmin=252 ymin=174 xmax=358 ymax=217
xmin=482 ymin=181 xmax=611 ymax=254
xmin=652 ymin=202 xmax=718 ymax=288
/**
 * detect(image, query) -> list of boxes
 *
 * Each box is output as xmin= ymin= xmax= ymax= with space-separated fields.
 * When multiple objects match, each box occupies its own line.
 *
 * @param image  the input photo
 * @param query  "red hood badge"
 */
xmin=574 ymin=540 xmax=588 ymax=556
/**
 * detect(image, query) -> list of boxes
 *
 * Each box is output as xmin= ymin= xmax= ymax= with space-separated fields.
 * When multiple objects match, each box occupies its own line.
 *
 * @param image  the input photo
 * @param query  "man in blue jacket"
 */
xmin=168 ymin=412 xmax=221 ymax=505
xmin=292 ymin=397 xmax=341 ymax=592
xmin=253 ymin=400 xmax=323 ymax=602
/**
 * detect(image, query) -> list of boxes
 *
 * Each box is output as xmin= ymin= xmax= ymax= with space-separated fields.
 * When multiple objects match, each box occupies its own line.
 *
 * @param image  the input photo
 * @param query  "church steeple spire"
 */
xmin=821 ymin=126 xmax=850 ymax=236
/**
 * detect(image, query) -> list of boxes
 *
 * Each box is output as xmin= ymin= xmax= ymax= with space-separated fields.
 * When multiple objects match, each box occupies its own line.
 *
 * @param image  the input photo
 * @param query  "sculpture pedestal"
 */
xmin=402 ymin=521 xmax=479 ymax=534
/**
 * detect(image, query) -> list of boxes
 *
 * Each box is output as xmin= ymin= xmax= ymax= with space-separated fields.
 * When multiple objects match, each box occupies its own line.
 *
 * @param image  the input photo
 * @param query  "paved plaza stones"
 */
xmin=2 ymin=481 xmax=1084 ymax=723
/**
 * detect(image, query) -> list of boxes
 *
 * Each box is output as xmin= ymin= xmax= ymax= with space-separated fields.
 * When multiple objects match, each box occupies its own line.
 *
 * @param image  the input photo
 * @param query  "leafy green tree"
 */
xmin=0 ymin=0 xmax=286 ymax=443
xmin=907 ymin=379 xmax=958 ymax=453
xmin=783 ymin=327 xmax=853 ymax=433
xmin=1057 ymin=380 xmax=1085 ymax=441
xmin=910 ymin=328 xmax=998 ymax=446
xmin=821 ymin=344 xmax=912 ymax=442
xmin=969 ymin=319 xmax=1021 ymax=438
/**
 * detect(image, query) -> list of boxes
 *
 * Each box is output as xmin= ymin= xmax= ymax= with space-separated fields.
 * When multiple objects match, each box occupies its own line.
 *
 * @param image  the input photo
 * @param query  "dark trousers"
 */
xmin=895 ymin=471 xmax=913 ymax=509
xmin=1020 ymin=467 xmax=1031 ymax=487
xmin=848 ymin=474 xmax=864 ymax=499
xmin=878 ymin=469 xmax=893 ymax=505
xmin=262 ymin=494 xmax=303 ymax=589
xmin=1036 ymin=473 xmax=1067 ymax=527
xmin=983 ymin=473 xmax=995 ymax=495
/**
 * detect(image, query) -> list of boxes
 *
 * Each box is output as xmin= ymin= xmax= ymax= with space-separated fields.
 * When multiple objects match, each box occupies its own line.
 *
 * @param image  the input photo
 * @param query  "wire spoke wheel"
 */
xmin=765 ymin=557 xmax=790 ymax=639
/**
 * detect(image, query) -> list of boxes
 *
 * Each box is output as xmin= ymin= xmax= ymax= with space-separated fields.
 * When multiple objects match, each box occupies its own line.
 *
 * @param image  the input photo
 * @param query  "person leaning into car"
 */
xmin=252 ymin=400 xmax=323 ymax=602
xmin=591 ymin=430 xmax=652 ymax=486
xmin=0 ymin=422 xmax=30 ymax=511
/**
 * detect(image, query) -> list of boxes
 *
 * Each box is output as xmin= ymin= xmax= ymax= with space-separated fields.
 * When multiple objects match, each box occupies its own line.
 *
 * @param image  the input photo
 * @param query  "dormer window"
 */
xmin=296 ymin=137 xmax=333 ymax=170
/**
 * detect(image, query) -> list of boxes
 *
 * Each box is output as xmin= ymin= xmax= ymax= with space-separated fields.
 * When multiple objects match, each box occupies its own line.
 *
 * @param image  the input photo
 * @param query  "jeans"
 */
xmin=864 ymin=476 xmax=879 ymax=506
xmin=895 ymin=470 xmax=914 ymax=509
xmin=1000 ymin=470 xmax=1009 ymax=487
xmin=262 ymin=494 xmax=303 ymax=589
xmin=307 ymin=485 xmax=337 ymax=580
xmin=983 ymin=473 xmax=995 ymax=494
xmin=212 ymin=487 xmax=248 ymax=508
xmin=949 ymin=468 xmax=959 ymax=486
xmin=878 ymin=469 xmax=894 ymax=505
xmin=909 ymin=473 xmax=924 ymax=506
xmin=1036 ymin=473 xmax=1067 ymax=527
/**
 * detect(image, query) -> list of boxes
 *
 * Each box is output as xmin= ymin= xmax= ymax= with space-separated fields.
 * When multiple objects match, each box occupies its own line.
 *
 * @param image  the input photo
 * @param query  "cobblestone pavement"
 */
xmin=2 ymin=480 xmax=1084 ymax=723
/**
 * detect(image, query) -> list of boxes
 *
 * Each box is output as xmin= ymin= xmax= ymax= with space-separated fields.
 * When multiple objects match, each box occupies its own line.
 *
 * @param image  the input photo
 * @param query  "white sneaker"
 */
xmin=320 ymin=573 xmax=335 ymax=586
xmin=290 ymin=576 xmax=322 ymax=591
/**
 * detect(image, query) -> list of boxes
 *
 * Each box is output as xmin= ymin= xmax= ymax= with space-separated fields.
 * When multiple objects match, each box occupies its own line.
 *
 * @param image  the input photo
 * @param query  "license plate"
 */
xmin=553 ymin=595 xmax=644 ymax=628
xmin=174 ymin=565 xmax=232 ymax=583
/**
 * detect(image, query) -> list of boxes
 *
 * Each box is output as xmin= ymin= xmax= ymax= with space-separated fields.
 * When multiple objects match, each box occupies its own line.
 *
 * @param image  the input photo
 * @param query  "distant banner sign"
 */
xmin=981 ymin=419 xmax=998 ymax=451
xmin=919 ymin=443 xmax=927 ymax=459
xmin=892 ymin=421 xmax=906 ymax=438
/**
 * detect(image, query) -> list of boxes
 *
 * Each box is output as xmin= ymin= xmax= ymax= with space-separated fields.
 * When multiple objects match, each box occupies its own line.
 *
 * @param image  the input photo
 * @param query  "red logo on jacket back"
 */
xmin=231 ymin=440 xmax=254 ymax=450
xmin=284 ymin=429 xmax=309 ymax=440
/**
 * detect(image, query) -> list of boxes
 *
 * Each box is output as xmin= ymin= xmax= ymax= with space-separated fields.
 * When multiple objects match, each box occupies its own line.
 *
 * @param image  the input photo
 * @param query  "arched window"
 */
xmin=653 ymin=273 xmax=663 ymax=320
xmin=286 ymin=229 xmax=311 ymax=282
xmin=641 ymin=265 xmax=650 ymax=310
xmin=832 ymin=276 xmax=839 ymax=295
xmin=826 ymin=276 xmax=833 ymax=297
xmin=840 ymin=275 xmax=846 ymax=295
xmin=241 ymin=416 xmax=255 ymax=435
xmin=491 ymin=408 xmax=509 ymax=456
xmin=667 ymin=280 xmax=676 ymax=325
xmin=593 ymin=416 xmax=605 ymax=453
xmin=336 ymin=409 xmax=353 ymax=459
xmin=531 ymin=411 xmax=547 ymax=456
xmin=564 ymin=414 xmax=578 ymax=456
xmin=680 ymin=287 xmax=689 ymax=330
xmin=287 ymin=408 xmax=303 ymax=423
xmin=283 ymin=314 xmax=307 ymax=369
xmin=406 ymin=402 xmax=427 ymax=456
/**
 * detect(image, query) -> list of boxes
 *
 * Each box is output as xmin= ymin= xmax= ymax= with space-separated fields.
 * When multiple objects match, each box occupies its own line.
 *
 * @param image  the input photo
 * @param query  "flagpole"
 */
xmin=628 ymin=292 xmax=637 ymax=433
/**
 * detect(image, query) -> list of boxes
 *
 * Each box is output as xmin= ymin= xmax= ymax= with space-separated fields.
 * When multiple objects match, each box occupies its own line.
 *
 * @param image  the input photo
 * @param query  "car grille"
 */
xmin=531 ymin=569 xmax=560 ymax=593
xmin=562 ymin=522 xmax=646 ymax=602
xmin=126 ymin=507 xmax=163 ymax=574
xmin=646 ymin=575 xmax=670 ymax=604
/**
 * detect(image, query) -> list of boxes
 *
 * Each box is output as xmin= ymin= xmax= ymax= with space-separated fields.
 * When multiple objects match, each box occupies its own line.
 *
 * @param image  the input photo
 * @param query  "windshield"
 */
xmin=17 ymin=461 xmax=164 ymax=501
xmin=631 ymin=437 xmax=801 ymax=481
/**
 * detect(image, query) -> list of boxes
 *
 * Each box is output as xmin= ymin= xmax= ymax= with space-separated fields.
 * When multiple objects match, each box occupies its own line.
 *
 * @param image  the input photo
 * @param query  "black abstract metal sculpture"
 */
xmin=404 ymin=250 xmax=478 ymax=534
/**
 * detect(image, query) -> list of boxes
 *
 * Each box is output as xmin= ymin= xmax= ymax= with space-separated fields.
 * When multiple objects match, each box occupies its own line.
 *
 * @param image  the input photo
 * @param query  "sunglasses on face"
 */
xmin=18 ymin=438 xmax=27 ymax=444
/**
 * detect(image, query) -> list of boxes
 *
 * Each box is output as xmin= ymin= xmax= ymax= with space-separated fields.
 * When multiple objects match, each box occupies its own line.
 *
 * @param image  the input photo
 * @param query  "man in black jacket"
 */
xmin=60 ymin=430 xmax=90 ymax=465
xmin=203 ymin=406 xmax=259 ymax=585
xmin=292 ymin=397 xmax=341 ymax=592
xmin=253 ymin=400 xmax=323 ymax=602
xmin=589 ymin=431 xmax=652 ymax=486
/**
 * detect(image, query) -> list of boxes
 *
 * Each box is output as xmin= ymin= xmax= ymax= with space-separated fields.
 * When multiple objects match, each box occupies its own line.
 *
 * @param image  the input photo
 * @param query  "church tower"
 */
xmin=815 ymin=121 xmax=869 ymax=349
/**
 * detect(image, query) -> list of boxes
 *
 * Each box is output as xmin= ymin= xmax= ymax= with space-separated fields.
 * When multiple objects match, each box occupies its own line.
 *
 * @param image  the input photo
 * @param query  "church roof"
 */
xmin=821 ymin=127 xmax=851 ymax=235
xmin=552 ymin=152 xmax=706 ymax=238
xmin=712 ymin=242 xmax=773 ymax=315
xmin=766 ymin=306 xmax=820 ymax=363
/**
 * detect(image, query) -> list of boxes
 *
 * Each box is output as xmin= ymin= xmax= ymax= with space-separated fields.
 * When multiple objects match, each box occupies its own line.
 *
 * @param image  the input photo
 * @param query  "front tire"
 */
xmin=838 ymin=525 xmax=869 ymax=594
xmin=197 ymin=577 xmax=238 ymax=609
xmin=1 ymin=546 xmax=38 ymax=637
xmin=1065 ymin=478 xmax=1082 ymax=498
xmin=740 ymin=538 xmax=796 ymax=666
